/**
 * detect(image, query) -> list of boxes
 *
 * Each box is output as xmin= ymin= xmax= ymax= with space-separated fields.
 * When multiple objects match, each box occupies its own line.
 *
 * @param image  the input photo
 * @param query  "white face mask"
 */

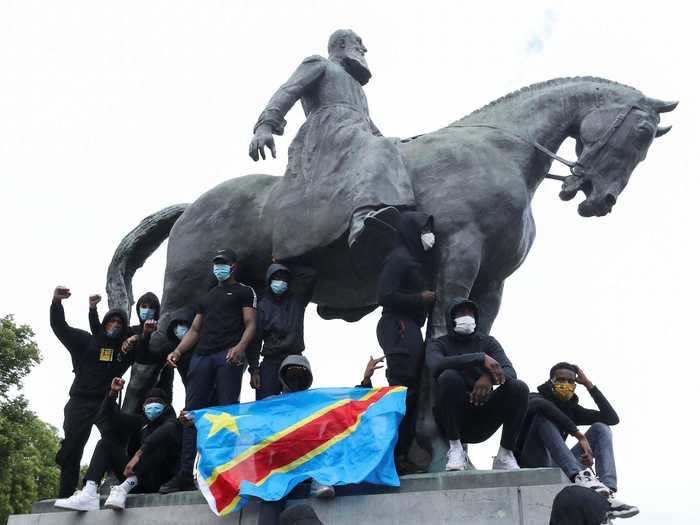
xmin=454 ymin=315 xmax=476 ymax=335
xmin=421 ymin=232 xmax=435 ymax=251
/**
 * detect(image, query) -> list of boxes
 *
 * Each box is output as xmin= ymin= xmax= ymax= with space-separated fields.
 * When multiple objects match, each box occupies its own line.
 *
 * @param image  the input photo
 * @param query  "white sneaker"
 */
xmin=104 ymin=485 xmax=127 ymax=511
xmin=492 ymin=449 xmax=520 ymax=470
xmin=309 ymin=479 xmax=335 ymax=499
xmin=446 ymin=446 xmax=467 ymax=471
xmin=607 ymin=494 xmax=639 ymax=519
xmin=54 ymin=488 xmax=99 ymax=511
xmin=573 ymin=468 xmax=611 ymax=496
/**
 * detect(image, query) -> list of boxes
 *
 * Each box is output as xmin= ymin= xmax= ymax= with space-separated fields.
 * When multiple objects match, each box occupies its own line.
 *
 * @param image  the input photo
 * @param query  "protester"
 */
xmin=426 ymin=299 xmax=528 ymax=471
xmin=89 ymin=292 xmax=167 ymax=413
xmin=160 ymin=248 xmax=257 ymax=493
xmin=50 ymin=285 xmax=147 ymax=498
xmin=549 ymin=486 xmax=612 ymax=525
xmin=279 ymin=504 xmax=324 ymax=525
xmin=257 ymin=354 xmax=384 ymax=525
xmin=89 ymin=291 xmax=160 ymax=339
xmin=163 ymin=306 xmax=197 ymax=384
xmin=375 ymin=211 xmax=435 ymax=472
xmin=54 ymin=378 xmax=180 ymax=511
xmin=248 ymin=263 xmax=317 ymax=399
xmin=516 ymin=362 xmax=638 ymax=518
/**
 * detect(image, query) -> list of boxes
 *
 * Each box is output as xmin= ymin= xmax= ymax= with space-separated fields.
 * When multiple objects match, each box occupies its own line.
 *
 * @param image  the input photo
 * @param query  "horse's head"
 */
xmin=559 ymin=97 xmax=678 ymax=217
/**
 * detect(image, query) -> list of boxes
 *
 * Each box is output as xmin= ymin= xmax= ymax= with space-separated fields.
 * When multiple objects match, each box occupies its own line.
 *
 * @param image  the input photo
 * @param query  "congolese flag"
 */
xmin=192 ymin=386 xmax=406 ymax=516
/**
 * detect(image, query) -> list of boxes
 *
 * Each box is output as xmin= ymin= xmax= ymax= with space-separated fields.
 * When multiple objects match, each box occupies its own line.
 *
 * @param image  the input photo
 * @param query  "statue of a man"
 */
xmin=249 ymin=29 xmax=416 ymax=266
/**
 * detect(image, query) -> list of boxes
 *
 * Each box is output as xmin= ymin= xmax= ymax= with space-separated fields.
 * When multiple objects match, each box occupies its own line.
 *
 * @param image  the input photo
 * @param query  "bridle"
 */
xmin=449 ymin=104 xmax=641 ymax=182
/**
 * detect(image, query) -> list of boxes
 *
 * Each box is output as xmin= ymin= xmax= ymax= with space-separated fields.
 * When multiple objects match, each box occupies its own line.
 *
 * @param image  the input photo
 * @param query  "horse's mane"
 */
xmin=459 ymin=76 xmax=642 ymax=122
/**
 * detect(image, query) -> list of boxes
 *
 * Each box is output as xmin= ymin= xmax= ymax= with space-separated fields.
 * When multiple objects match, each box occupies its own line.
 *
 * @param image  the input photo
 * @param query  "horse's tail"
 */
xmin=106 ymin=203 xmax=188 ymax=313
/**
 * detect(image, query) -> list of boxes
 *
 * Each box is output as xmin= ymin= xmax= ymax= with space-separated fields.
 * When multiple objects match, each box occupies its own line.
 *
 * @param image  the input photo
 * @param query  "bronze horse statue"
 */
xmin=107 ymin=77 xmax=676 ymax=468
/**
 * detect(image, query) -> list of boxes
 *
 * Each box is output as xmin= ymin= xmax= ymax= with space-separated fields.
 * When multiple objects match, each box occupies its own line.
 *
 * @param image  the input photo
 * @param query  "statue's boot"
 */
xmin=349 ymin=206 xmax=400 ymax=276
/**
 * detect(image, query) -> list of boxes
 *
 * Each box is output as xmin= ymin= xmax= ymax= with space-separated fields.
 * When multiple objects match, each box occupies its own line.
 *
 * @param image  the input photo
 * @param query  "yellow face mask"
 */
xmin=552 ymin=381 xmax=576 ymax=401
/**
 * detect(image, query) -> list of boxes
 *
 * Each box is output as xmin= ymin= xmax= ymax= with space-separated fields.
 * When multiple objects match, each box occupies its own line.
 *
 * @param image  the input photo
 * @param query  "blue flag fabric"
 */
xmin=192 ymin=386 xmax=406 ymax=516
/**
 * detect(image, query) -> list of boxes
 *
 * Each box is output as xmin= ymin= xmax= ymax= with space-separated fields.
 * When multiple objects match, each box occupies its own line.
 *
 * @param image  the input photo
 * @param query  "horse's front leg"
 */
xmin=469 ymin=279 xmax=504 ymax=335
xmin=414 ymin=234 xmax=482 ymax=471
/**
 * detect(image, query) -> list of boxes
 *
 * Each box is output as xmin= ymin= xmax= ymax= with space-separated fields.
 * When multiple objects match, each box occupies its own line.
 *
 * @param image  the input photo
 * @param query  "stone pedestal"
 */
xmin=10 ymin=468 xmax=568 ymax=525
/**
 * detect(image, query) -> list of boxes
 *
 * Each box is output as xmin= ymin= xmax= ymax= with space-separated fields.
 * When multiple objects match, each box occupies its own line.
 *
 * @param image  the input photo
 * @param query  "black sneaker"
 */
xmin=158 ymin=475 xmax=195 ymax=494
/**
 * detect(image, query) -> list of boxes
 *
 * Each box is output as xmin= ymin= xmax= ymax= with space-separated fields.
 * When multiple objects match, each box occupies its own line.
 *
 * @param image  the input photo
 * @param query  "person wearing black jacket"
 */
xmin=248 ymin=263 xmax=317 ymax=400
xmin=50 ymin=285 xmax=145 ymax=498
xmin=89 ymin=291 xmax=165 ymax=414
xmin=515 ymin=362 xmax=638 ymax=518
xmin=54 ymin=378 xmax=181 ymax=512
xmin=426 ymin=299 xmax=528 ymax=471
xmin=375 ymin=211 xmax=435 ymax=470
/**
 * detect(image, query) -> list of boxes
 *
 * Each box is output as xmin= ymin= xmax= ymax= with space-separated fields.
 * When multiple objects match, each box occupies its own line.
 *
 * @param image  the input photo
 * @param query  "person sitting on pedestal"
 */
xmin=54 ymin=378 xmax=181 ymax=512
xmin=426 ymin=299 xmax=528 ymax=471
xmin=515 ymin=362 xmax=639 ymax=519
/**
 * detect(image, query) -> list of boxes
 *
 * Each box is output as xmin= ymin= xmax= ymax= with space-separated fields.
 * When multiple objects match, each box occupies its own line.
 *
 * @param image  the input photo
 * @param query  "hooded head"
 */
xmin=445 ymin=299 xmax=479 ymax=338
xmin=396 ymin=211 xmax=434 ymax=258
xmin=143 ymin=387 xmax=171 ymax=422
xmin=279 ymin=354 xmax=313 ymax=393
xmin=266 ymin=262 xmax=291 ymax=297
xmin=166 ymin=306 xmax=196 ymax=343
xmin=136 ymin=292 xmax=160 ymax=324
xmin=101 ymin=308 xmax=129 ymax=341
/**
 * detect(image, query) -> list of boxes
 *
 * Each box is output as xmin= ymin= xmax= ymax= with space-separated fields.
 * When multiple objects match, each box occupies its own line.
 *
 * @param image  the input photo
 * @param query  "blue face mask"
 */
xmin=270 ymin=280 xmax=288 ymax=295
xmin=139 ymin=307 xmax=156 ymax=321
xmin=173 ymin=324 xmax=189 ymax=340
xmin=143 ymin=402 xmax=165 ymax=421
xmin=213 ymin=264 xmax=232 ymax=282
xmin=105 ymin=326 xmax=121 ymax=338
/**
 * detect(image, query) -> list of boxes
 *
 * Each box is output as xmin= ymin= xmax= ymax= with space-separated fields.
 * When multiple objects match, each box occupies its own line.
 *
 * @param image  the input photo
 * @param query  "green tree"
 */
xmin=0 ymin=315 xmax=60 ymax=525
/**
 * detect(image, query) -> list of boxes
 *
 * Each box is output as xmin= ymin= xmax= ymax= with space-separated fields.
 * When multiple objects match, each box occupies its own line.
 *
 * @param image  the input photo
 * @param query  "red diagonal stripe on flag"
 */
xmin=208 ymin=387 xmax=394 ymax=513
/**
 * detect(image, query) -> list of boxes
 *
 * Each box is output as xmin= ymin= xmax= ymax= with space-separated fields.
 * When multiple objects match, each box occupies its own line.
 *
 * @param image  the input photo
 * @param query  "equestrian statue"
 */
xmin=105 ymin=29 xmax=677 ymax=470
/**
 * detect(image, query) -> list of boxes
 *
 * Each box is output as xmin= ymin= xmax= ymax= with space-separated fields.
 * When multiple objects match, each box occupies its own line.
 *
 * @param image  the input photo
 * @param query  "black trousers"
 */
xmin=56 ymin=396 xmax=102 ymax=497
xmin=376 ymin=314 xmax=424 ymax=458
xmin=84 ymin=438 xmax=175 ymax=493
xmin=178 ymin=349 xmax=245 ymax=478
xmin=435 ymin=370 xmax=528 ymax=450
xmin=256 ymin=356 xmax=286 ymax=400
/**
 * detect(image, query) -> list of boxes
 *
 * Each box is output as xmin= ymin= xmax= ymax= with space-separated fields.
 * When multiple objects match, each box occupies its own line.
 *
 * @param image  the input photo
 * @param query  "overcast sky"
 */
xmin=1 ymin=1 xmax=697 ymax=523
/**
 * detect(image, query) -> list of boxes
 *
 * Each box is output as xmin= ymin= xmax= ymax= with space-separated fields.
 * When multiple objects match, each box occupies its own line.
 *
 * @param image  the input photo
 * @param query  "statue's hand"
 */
xmin=249 ymin=125 xmax=276 ymax=161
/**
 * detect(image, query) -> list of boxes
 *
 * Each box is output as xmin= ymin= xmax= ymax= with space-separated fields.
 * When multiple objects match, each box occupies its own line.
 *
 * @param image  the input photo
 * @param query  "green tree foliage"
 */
xmin=0 ymin=315 xmax=60 ymax=524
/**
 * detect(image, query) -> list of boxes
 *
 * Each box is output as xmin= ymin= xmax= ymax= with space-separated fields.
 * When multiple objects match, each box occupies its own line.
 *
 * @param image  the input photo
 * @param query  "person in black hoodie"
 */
xmin=248 ymin=262 xmax=317 ymax=400
xmin=549 ymin=486 xmax=613 ymax=525
xmin=425 ymin=299 xmax=528 ymax=471
xmin=515 ymin=362 xmax=638 ymax=518
xmin=89 ymin=291 xmax=164 ymax=413
xmin=51 ymin=285 xmax=152 ymax=497
xmin=54 ymin=378 xmax=180 ymax=512
xmin=375 ymin=211 xmax=436 ymax=470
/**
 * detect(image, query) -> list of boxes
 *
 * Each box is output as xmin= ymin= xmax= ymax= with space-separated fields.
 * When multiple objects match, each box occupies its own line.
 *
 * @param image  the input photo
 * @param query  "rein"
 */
xmin=448 ymin=104 xmax=638 ymax=183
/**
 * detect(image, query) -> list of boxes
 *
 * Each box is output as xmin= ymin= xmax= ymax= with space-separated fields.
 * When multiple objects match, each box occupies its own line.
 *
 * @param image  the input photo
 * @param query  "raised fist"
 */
xmin=89 ymin=294 xmax=102 ymax=308
xmin=53 ymin=286 xmax=71 ymax=301
xmin=143 ymin=320 xmax=158 ymax=336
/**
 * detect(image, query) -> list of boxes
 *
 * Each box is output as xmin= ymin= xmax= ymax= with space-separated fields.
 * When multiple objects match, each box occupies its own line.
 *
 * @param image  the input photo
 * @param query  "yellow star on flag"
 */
xmin=204 ymin=412 xmax=242 ymax=438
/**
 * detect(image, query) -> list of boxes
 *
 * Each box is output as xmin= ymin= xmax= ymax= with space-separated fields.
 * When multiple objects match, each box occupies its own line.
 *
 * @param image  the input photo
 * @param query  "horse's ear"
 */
xmin=656 ymin=125 xmax=672 ymax=138
xmin=646 ymin=98 xmax=679 ymax=113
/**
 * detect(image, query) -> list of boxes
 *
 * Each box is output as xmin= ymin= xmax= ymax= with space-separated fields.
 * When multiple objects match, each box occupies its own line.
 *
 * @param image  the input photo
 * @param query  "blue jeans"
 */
xmin=178 ymin=349 xmax=246 ymax=478
xmin=521 ymin=415 xmax=617 ymax=491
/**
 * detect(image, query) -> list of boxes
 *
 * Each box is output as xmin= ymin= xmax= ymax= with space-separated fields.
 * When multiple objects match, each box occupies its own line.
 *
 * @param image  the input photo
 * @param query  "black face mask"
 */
xmin=283 ymin=367 xmax=310 ymax=392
